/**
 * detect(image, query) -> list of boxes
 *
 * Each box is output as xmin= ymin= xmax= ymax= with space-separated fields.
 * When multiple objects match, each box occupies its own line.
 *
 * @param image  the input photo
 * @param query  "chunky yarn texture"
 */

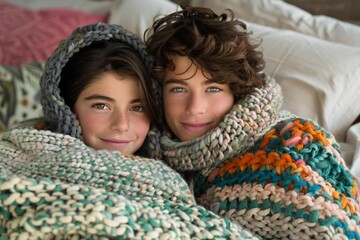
xmin=0 ymin=128 xmax=259 ymax=239
xmin=160 ymin=77 xmax=360 ymax=239
xmin=0 ymin=23 xmax=260 ymax=239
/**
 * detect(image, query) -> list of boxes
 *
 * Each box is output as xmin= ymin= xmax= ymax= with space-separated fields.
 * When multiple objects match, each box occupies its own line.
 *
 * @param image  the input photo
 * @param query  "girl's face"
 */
xmin=163 ymin=56 xmax=234 ymax=141
xmin=74 ymin=72 xmax=150 ymax=155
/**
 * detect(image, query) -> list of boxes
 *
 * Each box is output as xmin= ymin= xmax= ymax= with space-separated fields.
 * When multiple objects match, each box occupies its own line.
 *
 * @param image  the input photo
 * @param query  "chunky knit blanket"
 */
xmin=161 ymin=77 xmax=360 ymax=239
xmin=0 ymin=128 xmax=259 ymax=239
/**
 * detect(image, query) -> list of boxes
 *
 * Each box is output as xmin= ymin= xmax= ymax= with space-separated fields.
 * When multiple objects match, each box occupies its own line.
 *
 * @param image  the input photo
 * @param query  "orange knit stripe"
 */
xmin=351 ymin=179 xmax=359 ymax=197
xmin=220 ymin=151 xmax=310 ymax=178
xmin=260 ymin=129 xmax=277 ymax=149
xmin=220 ymin=149 xmax=357 ymax=213
xmin=220 ymin=151 xmax=356 ymax=214
xmin=220 ymin=119 xmax=356 ymax=214
xmin=293 ymin=120 xmax=329 ymax=146
xmin=340 ymin=193 xmax=356 ymax=214
xmin=260 ymin=120 xmax=331 ymax=149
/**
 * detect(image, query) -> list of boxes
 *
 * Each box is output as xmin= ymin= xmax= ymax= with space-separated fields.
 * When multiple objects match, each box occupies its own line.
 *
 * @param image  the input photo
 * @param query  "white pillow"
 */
xmin=108 ymin=0 xmax=177 ymax=39
xmin=190 ymin=0 xmax=360 ymax=48
xmin=246 ymin=21 xmax=360 ymax=141
xmin=108 ymin=0 xmax=360 ymax=142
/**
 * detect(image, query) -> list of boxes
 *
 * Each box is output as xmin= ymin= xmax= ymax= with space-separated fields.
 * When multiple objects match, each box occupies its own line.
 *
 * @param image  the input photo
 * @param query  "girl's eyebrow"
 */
xmin=84 ymin=94 xmax=141 ymax=104
xmin=84 ymin=94 xmax=114 ymax=102
xmin=130 ymin=98 xmax=141 ymax=104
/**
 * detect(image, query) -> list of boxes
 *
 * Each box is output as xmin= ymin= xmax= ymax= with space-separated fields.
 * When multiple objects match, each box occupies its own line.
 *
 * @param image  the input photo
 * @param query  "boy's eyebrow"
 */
xmin=164 ymin=78 xmax=215 ymax=85
xmin=163 ymin=79 xmax=187 ymax=86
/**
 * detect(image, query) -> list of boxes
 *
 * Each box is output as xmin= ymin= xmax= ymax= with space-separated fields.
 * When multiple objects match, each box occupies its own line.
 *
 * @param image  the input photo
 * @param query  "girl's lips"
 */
xmin=102 ymin=139 xmax=130 ymax=147
xmin=182 ymin=122 xmax=212 ymax=132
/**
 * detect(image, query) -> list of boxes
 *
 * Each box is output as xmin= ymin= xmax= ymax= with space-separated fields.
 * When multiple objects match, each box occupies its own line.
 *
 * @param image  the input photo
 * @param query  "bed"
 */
xmin=1 ymin=0 xmax=360 ymax=179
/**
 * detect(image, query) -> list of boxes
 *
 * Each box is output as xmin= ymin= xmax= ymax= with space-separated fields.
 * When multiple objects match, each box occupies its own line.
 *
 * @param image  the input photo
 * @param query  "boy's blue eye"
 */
xmin=207 ymin=87 xmax=221 ymax=92
xmin=170 ymin=87 xmax=185 ymax=93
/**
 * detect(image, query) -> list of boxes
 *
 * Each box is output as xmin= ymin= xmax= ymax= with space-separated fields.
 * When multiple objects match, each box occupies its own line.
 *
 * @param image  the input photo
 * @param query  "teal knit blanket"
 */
xmin=0 ymin=128 xmax=259 ymax=239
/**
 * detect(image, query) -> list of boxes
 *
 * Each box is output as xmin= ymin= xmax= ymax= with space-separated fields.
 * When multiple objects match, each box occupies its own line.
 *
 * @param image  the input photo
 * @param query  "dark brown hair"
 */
xmin=145 ymin=5 xmax=266 ymax=100
xmin=59 ymin=40 xmax=160 ymax=128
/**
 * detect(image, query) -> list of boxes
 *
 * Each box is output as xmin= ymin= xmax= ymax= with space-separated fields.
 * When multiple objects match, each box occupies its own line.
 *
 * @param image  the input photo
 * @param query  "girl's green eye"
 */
xmin=93 ymin=103 xmax=108 ymax=109
xmin=132 ymin=106 xmax=144 ymax=112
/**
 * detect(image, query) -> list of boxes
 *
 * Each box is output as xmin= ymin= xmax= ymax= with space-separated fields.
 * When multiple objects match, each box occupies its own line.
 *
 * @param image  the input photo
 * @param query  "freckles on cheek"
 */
xmin=140 ymin=123 xmax=151 ymax=136
xmin=220 ymin=100 xmax=232 ymax=112
xmin=134 ymin=119 xmax=151 ymax=141
xmin=164 ymin=103 xmax=171 ymax=114
xmin=79 ymin=115 xmax=102 ymax=133
xmin=141 ymin=116 xmax=151 ymax=130
xmin=164 ymin=97 xmax=181 ymax=112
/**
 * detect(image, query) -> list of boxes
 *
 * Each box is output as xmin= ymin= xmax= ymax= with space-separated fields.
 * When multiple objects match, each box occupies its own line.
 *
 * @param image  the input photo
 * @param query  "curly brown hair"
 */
xmin=145 ymin=5 xmax=266 ymax=100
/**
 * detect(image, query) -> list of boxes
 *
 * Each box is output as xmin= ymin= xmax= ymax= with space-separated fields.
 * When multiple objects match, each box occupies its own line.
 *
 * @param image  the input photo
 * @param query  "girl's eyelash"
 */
xmin=92 ymin=103 xmax=109 ymax=109
xmin=131 ymin=105 xmax=145 ymax=112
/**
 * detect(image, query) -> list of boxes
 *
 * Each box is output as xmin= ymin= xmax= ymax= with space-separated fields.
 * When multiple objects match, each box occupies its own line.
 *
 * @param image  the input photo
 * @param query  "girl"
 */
xmin=0 ymin=23 xmax=257 ymax=239
xmin=56 ymin=39 xmax=156 ymax=156
xmin=145 ymin=5 xmax=360 ymax=240
xmin=42 ymin=24 xmax=159 ymax=157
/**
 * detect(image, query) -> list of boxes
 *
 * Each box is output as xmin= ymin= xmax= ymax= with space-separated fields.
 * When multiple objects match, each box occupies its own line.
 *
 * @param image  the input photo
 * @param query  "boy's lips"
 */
xmin=181 ymin=122 xmax=212 ymax=132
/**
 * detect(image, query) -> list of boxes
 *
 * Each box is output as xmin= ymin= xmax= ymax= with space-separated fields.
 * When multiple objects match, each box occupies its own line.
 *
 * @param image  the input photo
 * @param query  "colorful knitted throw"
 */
xmin=160 ymin=77 xmax=360 ymax=239
xmin=0 ymin=128 xmax=259 ymax=239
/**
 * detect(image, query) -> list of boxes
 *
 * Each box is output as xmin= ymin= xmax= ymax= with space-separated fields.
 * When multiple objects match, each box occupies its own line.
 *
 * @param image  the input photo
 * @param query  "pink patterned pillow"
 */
xmin=0 ymin=3 xmax=107 ymax=66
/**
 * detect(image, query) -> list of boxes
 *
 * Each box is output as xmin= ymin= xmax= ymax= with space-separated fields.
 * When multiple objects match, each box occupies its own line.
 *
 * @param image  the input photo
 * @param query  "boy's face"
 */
xmin=163 ymin=56 xmax=234 ymax=141
xmin=74 ymin=72 xmax=150 ymax=155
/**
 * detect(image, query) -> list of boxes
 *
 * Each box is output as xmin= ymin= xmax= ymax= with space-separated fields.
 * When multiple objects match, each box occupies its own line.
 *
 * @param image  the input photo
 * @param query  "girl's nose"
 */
xmin=111 ymin=111 xmax=130 ymax=132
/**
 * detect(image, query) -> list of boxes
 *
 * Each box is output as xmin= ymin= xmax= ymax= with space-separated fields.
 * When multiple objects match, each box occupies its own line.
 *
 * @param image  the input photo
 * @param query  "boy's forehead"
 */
xmin=170 ymin=55 xmax=195 ymax=72
xmin=166 ymin=55 xmax=211 ymax=81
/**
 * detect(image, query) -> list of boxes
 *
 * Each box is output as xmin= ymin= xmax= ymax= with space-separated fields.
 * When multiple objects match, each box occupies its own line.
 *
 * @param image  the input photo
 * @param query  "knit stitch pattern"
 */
xmin=0 ymin=128 xmax=259 ymax=239
xmin=0 ymin=22 xmax=261 ymax=239
xmin=160 ymin=77 xmax=360 ymax=239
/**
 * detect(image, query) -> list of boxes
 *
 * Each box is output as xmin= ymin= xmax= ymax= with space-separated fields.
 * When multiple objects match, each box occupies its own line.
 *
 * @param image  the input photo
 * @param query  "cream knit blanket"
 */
xmin=0 ymin=128 xmax=259 ymax=239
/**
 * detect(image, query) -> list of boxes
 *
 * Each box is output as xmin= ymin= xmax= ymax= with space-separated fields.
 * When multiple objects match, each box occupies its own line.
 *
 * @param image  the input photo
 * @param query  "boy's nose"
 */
xmin=186 ymin=92 xmax=206 ymax=115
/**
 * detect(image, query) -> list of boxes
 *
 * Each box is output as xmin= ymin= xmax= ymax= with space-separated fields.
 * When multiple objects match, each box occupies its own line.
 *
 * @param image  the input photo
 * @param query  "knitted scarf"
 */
xmin=0 ymin=128 xmax=259 ymax=239
xmin=160 ymin=77 xmax=360 ymax=239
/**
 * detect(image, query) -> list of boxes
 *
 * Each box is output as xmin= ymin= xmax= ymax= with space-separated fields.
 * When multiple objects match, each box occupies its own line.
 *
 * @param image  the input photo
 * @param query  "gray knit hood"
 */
xmin=40 ymin=22 xmax=162 ymax=158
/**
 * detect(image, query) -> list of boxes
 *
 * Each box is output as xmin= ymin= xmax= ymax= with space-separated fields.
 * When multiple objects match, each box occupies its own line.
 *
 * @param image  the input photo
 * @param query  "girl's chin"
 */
xmin=91 ymin=142 xmax=130 ymax=153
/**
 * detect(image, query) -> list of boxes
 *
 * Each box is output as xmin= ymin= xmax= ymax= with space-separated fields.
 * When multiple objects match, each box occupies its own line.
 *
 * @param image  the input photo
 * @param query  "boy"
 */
xmin=146 ymin=5 xmax=360 ymax=239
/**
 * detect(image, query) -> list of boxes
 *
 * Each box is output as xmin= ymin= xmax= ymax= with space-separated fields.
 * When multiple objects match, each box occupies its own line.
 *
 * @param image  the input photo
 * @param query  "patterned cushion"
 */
xmin=0 ymin=2 xmax=107 ymax=66
xmin=0 ymin=63 xmax=44 ymax=132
